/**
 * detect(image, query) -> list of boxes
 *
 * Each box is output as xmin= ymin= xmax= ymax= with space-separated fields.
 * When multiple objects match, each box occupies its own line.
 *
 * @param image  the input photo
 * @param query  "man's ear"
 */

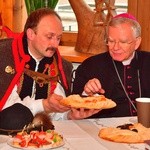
xmin=135 ymin=36 xmax=142 ymax=50
xmin=26 ymin=28 xmax=35 ymax=40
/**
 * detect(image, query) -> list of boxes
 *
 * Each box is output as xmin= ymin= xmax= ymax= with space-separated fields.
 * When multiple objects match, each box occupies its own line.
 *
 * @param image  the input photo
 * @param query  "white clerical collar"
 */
xmin=122 ymin=52 xmax=135 ymax=66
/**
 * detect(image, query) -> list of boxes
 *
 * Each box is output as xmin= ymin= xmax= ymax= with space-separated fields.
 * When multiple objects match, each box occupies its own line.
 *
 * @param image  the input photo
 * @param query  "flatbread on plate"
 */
xmin=60 ymin=94 xmax=116 ymax=109
xmin=99 ymin=123 xmax=150 ymax=143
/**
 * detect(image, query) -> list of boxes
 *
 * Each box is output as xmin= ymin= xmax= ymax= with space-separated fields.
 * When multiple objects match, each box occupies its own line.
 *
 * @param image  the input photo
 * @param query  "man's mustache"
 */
xmin=46 ymin=47 xmax=57 ymax=52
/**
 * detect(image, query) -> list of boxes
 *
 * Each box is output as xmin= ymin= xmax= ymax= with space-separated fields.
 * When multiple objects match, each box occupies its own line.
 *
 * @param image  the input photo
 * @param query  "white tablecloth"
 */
xmin=0 ymin=116 xmax=147 ymax=150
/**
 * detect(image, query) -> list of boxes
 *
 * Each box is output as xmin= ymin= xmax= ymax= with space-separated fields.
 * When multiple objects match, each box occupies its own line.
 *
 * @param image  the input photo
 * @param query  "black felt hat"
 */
xmin=0 ymin=103 xmax=33 ymax=135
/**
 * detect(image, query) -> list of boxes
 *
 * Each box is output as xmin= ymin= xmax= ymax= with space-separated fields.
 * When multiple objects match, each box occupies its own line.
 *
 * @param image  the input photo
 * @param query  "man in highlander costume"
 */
xmin=0 ymin=8 xmax=100 ymax=132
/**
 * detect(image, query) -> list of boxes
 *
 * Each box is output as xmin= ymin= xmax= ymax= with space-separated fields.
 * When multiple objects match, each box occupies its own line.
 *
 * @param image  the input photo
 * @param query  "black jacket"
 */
xmin=72 ymin=51 xmax=150 ymax=118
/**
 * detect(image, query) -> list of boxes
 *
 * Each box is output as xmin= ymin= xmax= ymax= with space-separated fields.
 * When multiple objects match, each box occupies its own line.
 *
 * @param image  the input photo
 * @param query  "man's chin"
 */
xmin=111 ymin=53 xmax=124 ymax=62
xmin=112 ymin=56 xmax=124 ymax=62
xmin=45 ymin=51 xmax=55 ymax=57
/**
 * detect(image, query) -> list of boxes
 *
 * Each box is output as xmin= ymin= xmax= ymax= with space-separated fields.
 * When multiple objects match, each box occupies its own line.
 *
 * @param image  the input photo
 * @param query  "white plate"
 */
xmin=0 ymin=135 xmax=10 ymax=144
xmin=7 ymin=138 xmax=65 ymax=150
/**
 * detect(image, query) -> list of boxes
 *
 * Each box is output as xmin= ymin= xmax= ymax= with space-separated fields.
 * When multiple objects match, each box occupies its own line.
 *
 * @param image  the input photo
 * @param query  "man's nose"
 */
xmin=113 ymin=41 xmax=120 ymax=49
xmin=49 ymin=37 xmax=59 ymax=47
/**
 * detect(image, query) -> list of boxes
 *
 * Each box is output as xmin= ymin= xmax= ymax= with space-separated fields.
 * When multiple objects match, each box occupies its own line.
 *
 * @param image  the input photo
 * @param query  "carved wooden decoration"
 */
xmin=68 ymin=0 xmax=117 ymax=54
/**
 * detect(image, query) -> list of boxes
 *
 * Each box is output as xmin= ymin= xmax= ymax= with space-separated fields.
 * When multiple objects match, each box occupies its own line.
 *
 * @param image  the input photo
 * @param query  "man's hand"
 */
xmin=84 ymin=78 xmax=105 ymax=96
xmin=67 ymin=108 xmax=101 ymax=120
xmin=43 ymin=93 xmax=70 ymax=113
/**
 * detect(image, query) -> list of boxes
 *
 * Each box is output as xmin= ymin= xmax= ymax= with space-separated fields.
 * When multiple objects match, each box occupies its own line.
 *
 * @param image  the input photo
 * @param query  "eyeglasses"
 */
xmin=107 ymin=38 xmax=136 ymax=49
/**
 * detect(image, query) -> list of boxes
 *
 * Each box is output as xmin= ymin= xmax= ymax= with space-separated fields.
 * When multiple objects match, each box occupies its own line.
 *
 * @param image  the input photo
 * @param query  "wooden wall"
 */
xmin=13 ymin=0 xmax=27 ymax=32
xmin=0 ymin=0 xmax=13 ymax=30
xmin=0 ymin=0 xmax=27 ymax=32
xmin=1 ymin=0 xmax=150 ymax=52
xmin=128 ymin=0 xmax=150 ymax=51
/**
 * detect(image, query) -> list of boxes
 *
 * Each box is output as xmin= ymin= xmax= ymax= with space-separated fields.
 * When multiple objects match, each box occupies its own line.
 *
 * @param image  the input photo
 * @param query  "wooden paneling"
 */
xmin=128 ymin=0 xmax=150 ymax=52
xmin=128 ymin=0 xmax=138 ymax=17
xmin=1 ymin=0 xmax=150 ymax=52
xmin=137 ymin=0 xmax=150 ymax=51
xmin=0 ymin=0 xmax=13 ymax=30
xmin=13 ymin=0 xmax=27 ymax=32
xmin=0 ymin=0 xmax=27 ymax=32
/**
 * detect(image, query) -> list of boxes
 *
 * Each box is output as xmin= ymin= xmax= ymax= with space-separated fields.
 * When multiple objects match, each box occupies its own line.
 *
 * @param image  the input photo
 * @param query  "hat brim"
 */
xmin=0 ymin=103 xmax=33 ymax=135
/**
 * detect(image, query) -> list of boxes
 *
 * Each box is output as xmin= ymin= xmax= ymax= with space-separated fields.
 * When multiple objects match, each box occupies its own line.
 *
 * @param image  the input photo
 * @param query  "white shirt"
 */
xmin=3 ymin=83 xmax=68 ymax=120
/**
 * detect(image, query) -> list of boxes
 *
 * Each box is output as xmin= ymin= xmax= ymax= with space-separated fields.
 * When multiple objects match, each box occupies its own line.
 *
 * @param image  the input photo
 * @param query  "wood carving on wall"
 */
xmin=68 ymin=0 xmax=117 ymax=54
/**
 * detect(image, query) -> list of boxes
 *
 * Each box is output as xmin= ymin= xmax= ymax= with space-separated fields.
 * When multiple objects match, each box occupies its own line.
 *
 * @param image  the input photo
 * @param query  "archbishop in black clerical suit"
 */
xmin=72 ymin=51 xmax=150 ymax=118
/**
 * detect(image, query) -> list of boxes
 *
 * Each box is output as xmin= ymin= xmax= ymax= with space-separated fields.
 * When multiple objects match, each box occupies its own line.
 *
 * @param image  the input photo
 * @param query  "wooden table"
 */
xmin=0 ymin=116 xmax=147 ymax=150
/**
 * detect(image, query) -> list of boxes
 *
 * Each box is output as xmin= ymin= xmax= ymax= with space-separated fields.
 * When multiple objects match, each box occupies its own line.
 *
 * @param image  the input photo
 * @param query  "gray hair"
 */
xmin=107 ymin=17 xmax=141 ymax=38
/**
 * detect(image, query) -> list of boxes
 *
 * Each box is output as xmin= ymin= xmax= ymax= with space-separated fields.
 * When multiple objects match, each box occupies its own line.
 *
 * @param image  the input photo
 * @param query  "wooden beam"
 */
xmin=13 ymin=0 xmax=27 ymax=32
xmin=128 ymin=0 xmax=138 ymax=17
xmin=128 ymin=0 xmax=150 ymax=52
xmin=0 ymin=0 xmax=13 ymax=30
